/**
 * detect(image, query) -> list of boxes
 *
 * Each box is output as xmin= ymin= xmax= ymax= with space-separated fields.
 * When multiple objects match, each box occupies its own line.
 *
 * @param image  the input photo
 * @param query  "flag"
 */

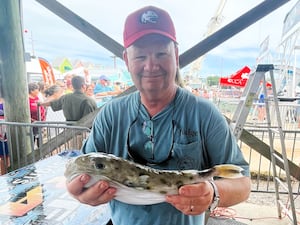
xmin=59 ymin=58 xmax=73 ymax=73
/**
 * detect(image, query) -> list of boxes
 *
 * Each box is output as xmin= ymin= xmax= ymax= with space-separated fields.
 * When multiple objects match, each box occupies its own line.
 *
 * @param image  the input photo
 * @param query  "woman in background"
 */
xmin=28 ymin=83 xmax=46 ymax=147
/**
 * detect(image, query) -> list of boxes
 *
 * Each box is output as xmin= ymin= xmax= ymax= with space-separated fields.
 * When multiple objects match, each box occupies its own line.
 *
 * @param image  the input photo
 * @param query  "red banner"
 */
xmin=219 ymin=66 xmax=251 ymax=87
xmin=219 ymin=77 xmax=248 ymax=87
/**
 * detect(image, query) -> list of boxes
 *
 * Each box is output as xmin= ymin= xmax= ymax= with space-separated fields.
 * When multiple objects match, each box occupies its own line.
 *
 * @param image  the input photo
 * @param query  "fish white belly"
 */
xmin=111 ymin=181 xmax=166 ymax=205
xmin=85 ymin=175 xmax=166 ymax=205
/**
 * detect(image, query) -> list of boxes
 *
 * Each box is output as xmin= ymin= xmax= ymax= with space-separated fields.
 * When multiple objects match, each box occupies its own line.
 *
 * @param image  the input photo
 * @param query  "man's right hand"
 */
xmin=66 ymin=174 xmax=117 ymax=206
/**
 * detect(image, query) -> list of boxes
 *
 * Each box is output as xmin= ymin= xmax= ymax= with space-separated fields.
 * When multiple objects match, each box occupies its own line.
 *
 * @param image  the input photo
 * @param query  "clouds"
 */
xmin=21 ymin=0 xmax=298 ymax=76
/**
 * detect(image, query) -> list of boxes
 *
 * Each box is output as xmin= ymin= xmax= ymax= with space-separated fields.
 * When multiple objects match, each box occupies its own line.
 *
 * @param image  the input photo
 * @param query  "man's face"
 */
xmin=100 ymin=79 xmax=108 ymax=86
xmin=124 ymin=35 xmax=179 ymax=98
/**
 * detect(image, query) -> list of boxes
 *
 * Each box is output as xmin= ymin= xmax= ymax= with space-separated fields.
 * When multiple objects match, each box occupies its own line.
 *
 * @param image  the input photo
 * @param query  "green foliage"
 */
xmin=206 ymin=75 xmax=220 ymax=86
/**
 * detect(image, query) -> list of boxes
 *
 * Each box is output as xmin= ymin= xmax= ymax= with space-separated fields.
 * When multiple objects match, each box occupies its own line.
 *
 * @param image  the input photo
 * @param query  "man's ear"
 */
xmin=175 ymin=45 xmax=179 ymax=67
xmin=123 ymin=50 xmax=129 ymax=69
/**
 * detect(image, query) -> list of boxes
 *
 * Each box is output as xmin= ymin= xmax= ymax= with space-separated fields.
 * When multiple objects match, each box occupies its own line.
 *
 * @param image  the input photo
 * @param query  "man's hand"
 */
xmin=166 ymin=177 xmax=251 ymax=215
xmin=66 ymin=174 xmax=117 ymax=206
xmin=165 ymin=181 xmax=213 ymax=215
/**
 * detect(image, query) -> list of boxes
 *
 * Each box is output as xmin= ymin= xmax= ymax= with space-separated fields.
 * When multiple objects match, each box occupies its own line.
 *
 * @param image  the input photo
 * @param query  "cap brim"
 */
xmin=125 ymin=30 xmax=176 ymax=48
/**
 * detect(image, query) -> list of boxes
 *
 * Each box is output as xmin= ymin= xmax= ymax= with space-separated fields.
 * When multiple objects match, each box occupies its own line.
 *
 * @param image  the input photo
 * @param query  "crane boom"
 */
xmin=189 ymin=0 xmax=227 ymax=78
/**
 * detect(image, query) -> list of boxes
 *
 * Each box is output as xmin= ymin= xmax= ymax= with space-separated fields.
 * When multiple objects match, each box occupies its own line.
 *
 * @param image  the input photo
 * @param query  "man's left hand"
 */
xmin=165 ymin=181 xmax=213 ymax=215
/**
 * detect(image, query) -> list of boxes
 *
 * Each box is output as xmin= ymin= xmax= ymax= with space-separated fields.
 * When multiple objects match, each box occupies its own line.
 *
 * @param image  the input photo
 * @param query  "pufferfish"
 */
xmin=64 ymin=152 xmax=244 ymax=205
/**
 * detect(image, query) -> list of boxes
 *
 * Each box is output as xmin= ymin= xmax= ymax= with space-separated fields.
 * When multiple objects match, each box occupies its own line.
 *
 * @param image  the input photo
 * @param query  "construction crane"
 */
xmin=188 ymin=0 xmax=227 ymax=79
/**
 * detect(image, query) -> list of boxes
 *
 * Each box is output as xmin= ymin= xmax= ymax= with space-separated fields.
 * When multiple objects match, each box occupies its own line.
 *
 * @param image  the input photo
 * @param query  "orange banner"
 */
xmin=39 ymin=57 xmax=55 ymax=85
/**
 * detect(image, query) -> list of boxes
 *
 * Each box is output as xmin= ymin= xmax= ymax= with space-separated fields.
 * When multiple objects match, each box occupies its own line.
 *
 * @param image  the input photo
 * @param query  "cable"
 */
xmin=210 ymin=206 xmax=295 ymax=223
xmin=210 ymin=207 xmax=237 ymax=219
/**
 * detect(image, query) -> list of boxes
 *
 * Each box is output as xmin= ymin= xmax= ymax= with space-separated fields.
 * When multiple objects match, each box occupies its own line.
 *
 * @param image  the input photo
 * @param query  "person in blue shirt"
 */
xmin=94 ymin=75 xmax=113 ymax=95
xmin=93 ymin=75 xmax=122 ymax=107
xmin=257 ymin=93 xmax=266 ymax=121
xmin=66 ymin=6 xmax=251 ymax=225
xmin=94 ymin=75 xmax=122 ymax=97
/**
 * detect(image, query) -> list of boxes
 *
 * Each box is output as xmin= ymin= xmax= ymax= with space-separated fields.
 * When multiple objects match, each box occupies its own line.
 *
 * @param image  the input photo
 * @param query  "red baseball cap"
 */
xmin=123 ymin=6 xmax=176 ymax=48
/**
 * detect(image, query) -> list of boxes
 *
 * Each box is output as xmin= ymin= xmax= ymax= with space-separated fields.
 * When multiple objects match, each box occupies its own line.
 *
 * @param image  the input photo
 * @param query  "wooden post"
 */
xmin=0 ymin=0 xmax=32 ymax=170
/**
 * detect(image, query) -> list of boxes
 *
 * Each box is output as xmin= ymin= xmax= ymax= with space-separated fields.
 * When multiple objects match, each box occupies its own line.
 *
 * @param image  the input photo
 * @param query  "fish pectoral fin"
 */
xmin=123 ymin=179 xmax=136 ymax=187
xmin=138 ymin=175 xmax=150 ymax=186
xmin=123 ymin=175 xmax=149 ymax=188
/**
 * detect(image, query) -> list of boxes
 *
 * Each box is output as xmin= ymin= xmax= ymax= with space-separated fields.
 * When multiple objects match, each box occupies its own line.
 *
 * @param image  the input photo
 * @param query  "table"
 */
xmin=0 ymin=151 xmax=246 ymax=225
xmin=0 ymin=151 xmax=111 ymax=225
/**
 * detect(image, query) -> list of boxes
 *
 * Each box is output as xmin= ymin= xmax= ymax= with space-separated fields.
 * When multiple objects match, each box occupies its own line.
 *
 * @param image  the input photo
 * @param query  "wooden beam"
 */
xmin=0 ymin=0 xmax=32 ymax=170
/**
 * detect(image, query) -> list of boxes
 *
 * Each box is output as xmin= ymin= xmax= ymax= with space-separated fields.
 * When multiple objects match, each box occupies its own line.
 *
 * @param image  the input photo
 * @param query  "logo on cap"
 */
xmin=140 ymin=10 xmax=158 ymax=24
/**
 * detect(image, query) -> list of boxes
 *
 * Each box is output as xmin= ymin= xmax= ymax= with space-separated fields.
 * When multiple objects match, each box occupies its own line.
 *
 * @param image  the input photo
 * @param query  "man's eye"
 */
xmin=135 ymin=56 xmax=146 ymax=60
xmin=157 ymin=52 xmax=167 ymax=58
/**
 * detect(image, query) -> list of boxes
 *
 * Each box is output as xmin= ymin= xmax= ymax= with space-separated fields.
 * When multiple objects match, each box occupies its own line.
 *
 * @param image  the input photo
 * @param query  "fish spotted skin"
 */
xmin=64 ymin=152 xmax=244 ymax=205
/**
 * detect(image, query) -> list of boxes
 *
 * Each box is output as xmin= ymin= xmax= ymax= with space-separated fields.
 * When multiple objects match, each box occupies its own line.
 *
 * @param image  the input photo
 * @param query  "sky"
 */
xmin=21 ymin=0 xmax=299 ymax=78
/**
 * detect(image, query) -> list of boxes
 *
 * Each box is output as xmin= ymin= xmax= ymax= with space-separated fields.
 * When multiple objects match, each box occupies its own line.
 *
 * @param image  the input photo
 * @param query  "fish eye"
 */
xmin=95 ymin=163 xmax=105 ymax=170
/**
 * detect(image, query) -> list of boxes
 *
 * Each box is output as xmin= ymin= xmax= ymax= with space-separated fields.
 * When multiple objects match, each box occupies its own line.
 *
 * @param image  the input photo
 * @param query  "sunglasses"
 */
xmin=126 ymin=107 xmax=175 ymax=166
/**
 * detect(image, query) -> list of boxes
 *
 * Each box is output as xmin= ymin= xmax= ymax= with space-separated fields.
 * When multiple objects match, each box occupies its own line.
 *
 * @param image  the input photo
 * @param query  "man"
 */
xmin=94 ymin=75 xmax=121 ymax=97
xmin=40 ymin=76 xmax=97 ymax=121
xmin=66 ymin=6 xmax=250 ymax=225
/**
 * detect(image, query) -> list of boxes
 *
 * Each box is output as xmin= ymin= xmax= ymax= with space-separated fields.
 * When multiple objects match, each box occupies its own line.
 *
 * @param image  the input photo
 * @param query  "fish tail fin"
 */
xmin=213 ymin=164 xmax=244 ymax=178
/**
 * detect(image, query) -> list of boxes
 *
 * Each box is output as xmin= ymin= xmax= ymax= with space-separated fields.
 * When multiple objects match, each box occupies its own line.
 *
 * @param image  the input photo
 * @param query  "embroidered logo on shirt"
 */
xmin=181 ymin=129 xmax=198 ymax=137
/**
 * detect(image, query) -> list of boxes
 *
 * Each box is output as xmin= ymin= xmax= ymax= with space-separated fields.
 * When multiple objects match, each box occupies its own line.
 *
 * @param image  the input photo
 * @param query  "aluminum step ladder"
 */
xmin=230 ymin=64 xmax=297 ymax=224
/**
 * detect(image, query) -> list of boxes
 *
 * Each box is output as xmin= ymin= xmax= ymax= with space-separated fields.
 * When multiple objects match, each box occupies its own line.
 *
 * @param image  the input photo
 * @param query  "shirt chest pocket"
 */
xmin=166 ymin=141 xmax=205 ymax=170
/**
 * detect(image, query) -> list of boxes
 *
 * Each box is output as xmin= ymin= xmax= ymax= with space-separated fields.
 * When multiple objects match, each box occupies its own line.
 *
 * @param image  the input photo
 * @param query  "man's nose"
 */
xmin=144 ymin=56 xmax=159 ymax=72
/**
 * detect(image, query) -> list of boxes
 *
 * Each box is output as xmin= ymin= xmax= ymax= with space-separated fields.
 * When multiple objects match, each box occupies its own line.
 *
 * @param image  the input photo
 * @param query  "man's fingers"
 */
xmin=66 ymin=175 xmax=117 ymax=206
xmin=66 ymin=174 xmax=90 ymax=196
xmin=179 ymin=182 xmax=208 ymax=196
xmin=78 ymin=181 xmax=117 ymax=206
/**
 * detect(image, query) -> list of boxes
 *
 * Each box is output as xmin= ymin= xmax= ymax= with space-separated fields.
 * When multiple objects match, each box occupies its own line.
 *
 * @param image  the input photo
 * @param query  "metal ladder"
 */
xmin=230 ymin=64 xmax=297 ymax=224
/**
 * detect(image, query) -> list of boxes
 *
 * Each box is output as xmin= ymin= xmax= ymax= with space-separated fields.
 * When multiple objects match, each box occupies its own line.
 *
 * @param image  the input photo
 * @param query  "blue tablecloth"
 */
xmin=0 ymin=150 xmax=111 ymax=225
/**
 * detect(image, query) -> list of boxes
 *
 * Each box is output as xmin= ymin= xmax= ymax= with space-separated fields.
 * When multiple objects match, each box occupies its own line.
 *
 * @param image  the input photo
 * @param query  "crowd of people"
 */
xmin=28 ymin=73 xmax=124 ymax=122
